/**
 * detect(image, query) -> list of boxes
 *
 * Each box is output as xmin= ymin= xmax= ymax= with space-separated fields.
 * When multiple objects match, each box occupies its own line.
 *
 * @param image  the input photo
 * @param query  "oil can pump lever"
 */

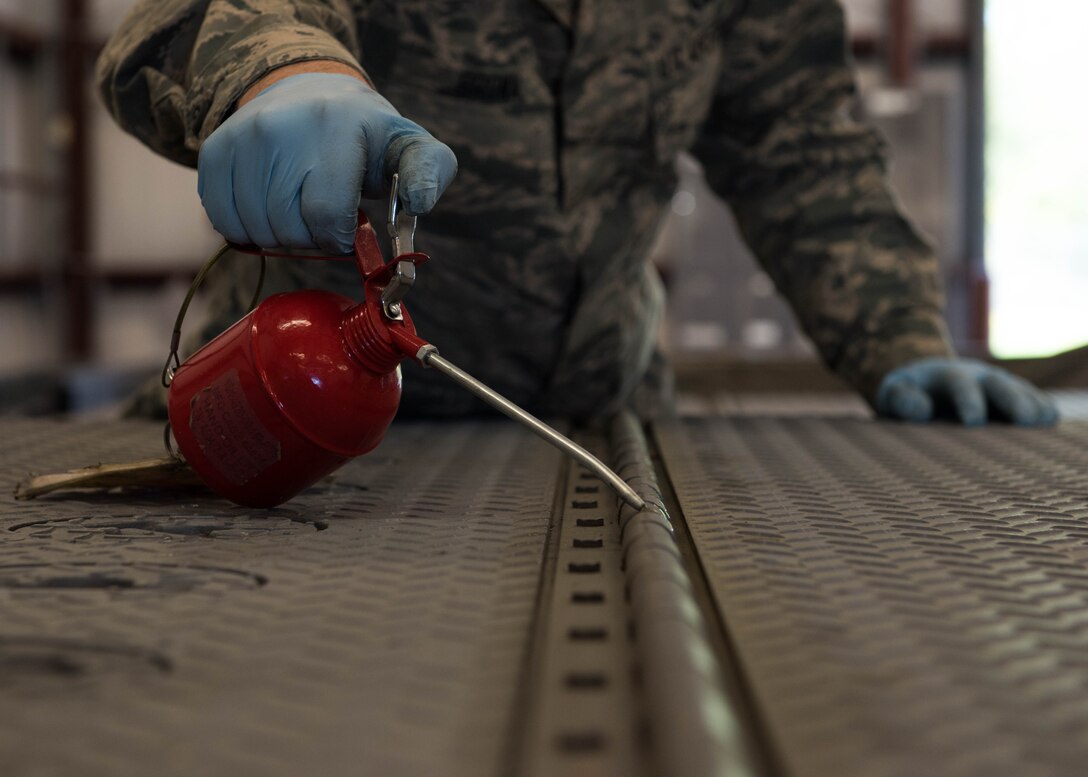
xmin=381 ymin=174 xmax=418 ymax=320
xmin=386 ymin=173 xmax=417 ymax=256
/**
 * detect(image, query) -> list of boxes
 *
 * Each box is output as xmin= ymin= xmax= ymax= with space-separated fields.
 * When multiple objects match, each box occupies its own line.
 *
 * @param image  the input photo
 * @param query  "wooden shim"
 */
xmin=15 ymin=457 xmax=205 ymax=500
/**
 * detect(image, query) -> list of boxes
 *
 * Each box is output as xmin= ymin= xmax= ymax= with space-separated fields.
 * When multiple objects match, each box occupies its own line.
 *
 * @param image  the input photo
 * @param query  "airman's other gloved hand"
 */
xmin=875 ymin=357 xmax=1058 ymax=426
xmin=197 ymin=73 xmax=457 ymax=253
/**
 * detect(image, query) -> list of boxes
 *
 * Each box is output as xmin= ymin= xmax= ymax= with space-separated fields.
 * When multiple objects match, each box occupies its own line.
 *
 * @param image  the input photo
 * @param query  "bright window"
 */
xmin=986 ymin=1 xmax=1088 ymax=357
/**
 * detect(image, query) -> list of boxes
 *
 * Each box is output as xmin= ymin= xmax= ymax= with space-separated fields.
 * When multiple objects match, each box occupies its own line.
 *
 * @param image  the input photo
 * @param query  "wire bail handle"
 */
xmin=160 ymin=243 xmax=262 ymax=389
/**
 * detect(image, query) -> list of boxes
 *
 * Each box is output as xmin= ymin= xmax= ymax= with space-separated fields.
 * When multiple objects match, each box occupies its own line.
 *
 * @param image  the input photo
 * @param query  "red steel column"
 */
xmin=60 ymin=0 xmax=92 ymax=360
xmin=889 ymin=0 xmax=916 ymax=87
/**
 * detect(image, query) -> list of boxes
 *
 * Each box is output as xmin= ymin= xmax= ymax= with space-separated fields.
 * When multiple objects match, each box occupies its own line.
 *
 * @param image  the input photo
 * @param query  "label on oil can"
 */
xmin=189 ymin=369 xmax=281 ymax=485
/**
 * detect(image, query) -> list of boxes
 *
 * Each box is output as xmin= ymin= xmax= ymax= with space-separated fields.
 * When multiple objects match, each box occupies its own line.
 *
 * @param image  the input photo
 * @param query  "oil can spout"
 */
xmin=420 ymin=350 xmax=646 ymax=511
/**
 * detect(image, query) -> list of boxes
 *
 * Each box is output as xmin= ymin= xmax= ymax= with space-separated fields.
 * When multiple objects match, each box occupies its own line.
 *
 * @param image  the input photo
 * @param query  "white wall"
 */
xmin=840 ymin=0 xmax=967 ymax=37
xmin=0 ymin=60 xmax=59 ymax=270
xmin=1 ymin=0 xmax=221 ymax=379
xmin=1 ymin=1 xmax=64 ymax=375
xmin=90 ymin=0 xmax=140 ymax=38
xmin=90 ymin=81 xmax=221 ymax=268
xmin=88 ymin=0 xmax=222 ymax=372
xmin=0 ymin=296 xmax=61 ymax=373
xmin=0 ymin=0 xmax=57 ymax=27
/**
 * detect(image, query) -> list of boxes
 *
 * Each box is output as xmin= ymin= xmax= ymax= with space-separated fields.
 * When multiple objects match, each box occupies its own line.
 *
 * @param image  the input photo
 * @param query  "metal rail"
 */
xmin=610 ymin=412 xmax=760 ymax=777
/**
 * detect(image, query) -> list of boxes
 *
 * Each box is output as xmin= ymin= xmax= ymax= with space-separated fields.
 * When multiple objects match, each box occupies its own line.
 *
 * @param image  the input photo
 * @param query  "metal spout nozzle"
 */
xmin=421 ymin=350 xmax=645 ymax=511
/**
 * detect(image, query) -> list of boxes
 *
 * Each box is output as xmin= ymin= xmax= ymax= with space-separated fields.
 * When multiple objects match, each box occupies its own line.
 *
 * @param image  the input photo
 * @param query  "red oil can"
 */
xmin=166 ymin=213 xmax=430 ymax=508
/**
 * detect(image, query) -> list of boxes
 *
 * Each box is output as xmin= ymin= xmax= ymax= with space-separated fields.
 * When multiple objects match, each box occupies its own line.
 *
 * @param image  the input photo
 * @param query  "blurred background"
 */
xmin=1 ymin=0 xmax=1085 ymax=415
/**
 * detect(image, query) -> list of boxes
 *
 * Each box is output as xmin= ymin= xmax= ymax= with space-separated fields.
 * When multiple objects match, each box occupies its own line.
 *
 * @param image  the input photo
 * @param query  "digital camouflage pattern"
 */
xmin=97 ymin=0 xmax=954 ymax=420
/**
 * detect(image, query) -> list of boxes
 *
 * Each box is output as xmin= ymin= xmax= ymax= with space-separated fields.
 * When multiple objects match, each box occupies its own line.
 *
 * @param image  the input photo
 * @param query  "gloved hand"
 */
xmin=197 ymin=72 xmax=457 ymax=253
xmin=875 ymin=357 xmax=1058 ymax=426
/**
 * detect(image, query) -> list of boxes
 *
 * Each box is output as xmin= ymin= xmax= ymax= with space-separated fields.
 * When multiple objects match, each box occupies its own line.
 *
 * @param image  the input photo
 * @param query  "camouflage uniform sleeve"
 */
xmin=693 ymin=0 xmax=955 ymax=403
xmin=95 ymin=0 xmax=365 ymax=167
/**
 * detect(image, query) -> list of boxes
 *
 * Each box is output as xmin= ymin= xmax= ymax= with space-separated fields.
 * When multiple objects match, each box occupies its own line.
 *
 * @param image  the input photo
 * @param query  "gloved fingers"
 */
xmin=877 ymin=357 xmax=1057 ymax=427
xmin=231 ymin=143 xmax=279 ymax=248
xmin=199 ymin=74 xmax=454 ymax=250
xmin=1038 ymin=396 xmax=1060 ymax=426
xmin=381 ymin=127 xmax=458 ymax=215
xmin=300 ymin=149 xmax=368 ymax=255
xmin=197 ymin=135 xmax=250 ymax=246
xmin=265 ymin=158 xmax=315 ymax=249
xmin=266 ymin=187 xmax=312 ymax=249
xmin=940 ymin=368 xmax=987 ymax=426
xmin=981 ymin=371 xmax=1059 ymax=426
xmin=880 ymin=380 xmax=935 ymax=422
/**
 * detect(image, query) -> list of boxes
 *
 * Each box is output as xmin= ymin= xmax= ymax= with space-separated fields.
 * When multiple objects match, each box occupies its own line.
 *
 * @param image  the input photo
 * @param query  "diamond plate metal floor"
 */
xmin=0 ymin=419 xmax=559 ymax=777
xmin=6 ymin=411 xmax=1088 ymax=777
xmin=657 ymin=417 xmax=1088 ymax=777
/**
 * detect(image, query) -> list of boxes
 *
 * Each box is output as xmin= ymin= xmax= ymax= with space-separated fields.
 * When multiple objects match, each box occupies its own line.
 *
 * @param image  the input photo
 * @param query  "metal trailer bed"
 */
xmin=2 ymin=397 xmax=1088 ymax=776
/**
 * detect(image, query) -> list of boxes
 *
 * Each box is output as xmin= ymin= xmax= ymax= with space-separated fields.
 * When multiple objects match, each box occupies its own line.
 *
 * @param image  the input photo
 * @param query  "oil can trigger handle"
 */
xmin=352 ymin=209 xmax=429 ymax=284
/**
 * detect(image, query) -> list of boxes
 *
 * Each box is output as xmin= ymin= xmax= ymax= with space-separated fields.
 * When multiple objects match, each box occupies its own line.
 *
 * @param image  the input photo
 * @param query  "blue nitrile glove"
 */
xmin=197 ymin=73 xmax=457 ymax=253
xmin=875 ymin=357 xmax=1058 ymax=427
